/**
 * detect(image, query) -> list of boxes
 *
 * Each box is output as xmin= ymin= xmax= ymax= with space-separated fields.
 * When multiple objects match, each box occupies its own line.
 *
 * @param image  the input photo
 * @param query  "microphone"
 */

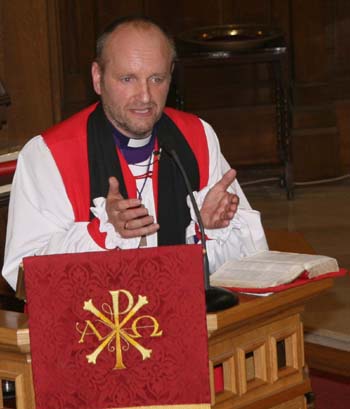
xmin=161 ymin=142 xmax=239 ymax=313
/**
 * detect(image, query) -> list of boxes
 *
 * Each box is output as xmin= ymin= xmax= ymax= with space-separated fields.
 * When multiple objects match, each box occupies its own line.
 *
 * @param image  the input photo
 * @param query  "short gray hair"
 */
xmin=95 ymin=16 xmax=177 ymax=69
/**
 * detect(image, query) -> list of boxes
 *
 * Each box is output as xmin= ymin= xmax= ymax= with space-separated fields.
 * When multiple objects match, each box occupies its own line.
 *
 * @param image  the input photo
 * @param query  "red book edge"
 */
xmin=224 ymin=268 xmax=347 ymax=294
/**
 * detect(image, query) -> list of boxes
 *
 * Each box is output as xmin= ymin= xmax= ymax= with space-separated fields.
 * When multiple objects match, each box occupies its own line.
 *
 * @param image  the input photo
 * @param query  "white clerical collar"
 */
xmin=127 ymin=134 xmax=152 ymax=148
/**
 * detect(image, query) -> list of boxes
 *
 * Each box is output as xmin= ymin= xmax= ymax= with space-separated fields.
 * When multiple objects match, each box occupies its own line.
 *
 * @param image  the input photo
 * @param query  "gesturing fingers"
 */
xmin=107 ymin=177 xmax=124 ymax=201
xmin=107 ymin=198 xmax=145 ymax=233
xmin=212 ymin=168 xmax=237 ymax=193
xmin=226 ymin=193 xmax=239 ymax=217
xmin=211 ymin=193 xmax=240 ymax=228
xmin=122 ymin=213 xmax=159 ymax=238
xmin=106 ymin=176 xmax=159 ymax=238
xmin=106 ymin=176 xmax=141 ymax=231
xmin=106 ymin=176 xmax=139 ymax=210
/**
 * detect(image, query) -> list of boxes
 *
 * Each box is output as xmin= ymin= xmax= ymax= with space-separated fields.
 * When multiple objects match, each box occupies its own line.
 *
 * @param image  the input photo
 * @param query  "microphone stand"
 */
xmin=166 ymin=148 xmax=239 ymax=313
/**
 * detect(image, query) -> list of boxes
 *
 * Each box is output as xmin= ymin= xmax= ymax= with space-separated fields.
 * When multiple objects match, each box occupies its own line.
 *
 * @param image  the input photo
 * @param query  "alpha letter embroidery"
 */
xmin=76 ymin=290 xmax=162 ymax=369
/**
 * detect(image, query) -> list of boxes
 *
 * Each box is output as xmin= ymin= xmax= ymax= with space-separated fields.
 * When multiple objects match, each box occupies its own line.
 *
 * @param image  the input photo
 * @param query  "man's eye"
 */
xmin=151 ymin=76 xmax=164 ymax=83
xmin=121 ymin=77 xmax=132 ymax=83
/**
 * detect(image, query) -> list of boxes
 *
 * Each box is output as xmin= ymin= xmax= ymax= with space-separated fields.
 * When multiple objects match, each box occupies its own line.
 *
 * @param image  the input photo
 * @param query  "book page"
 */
xmin=210 ymin=257 xmax=304 ymax=288
xmin=303 ymin=256 xmax=339 ymax=278
xmin=246 ymin=251 xmax=339 ymax=278
xmin=210 ymin=250 xmax=339 ymax=289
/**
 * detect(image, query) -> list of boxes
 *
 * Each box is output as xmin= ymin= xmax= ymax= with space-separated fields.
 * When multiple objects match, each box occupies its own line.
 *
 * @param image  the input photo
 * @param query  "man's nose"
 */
xmin=138 ymin=81 xmax=151 ymax=103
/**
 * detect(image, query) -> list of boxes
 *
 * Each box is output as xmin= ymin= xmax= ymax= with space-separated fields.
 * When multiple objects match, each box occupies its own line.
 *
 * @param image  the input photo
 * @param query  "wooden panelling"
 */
xmin=96 ymin=0 xmax=144 ymax=31
xmin=195 ymin=106 xmax=278 ymax=167
xmin=292 ymin=127 xmax=342 ymax=181
xmin=170 ymin=0 xmax=224 ymax=30
xmin=288 ymin=0 xmax=343 ymax=180
xmin=0 ymin=0 xmax=56 ymax=150
xmin=335 ymin=100 xmax=350 ymax=170
xmin=291 ymin=0 xmax=329 ymax=83
xmin=222 ymin=0 xmax=272 ymax=25
xmin=270 ymin=0 xmax=291 ymax=44
xmin=291 ymin=83 xmax=332 ymax=107
xmin=59 ymin=0 xmax=98 ymax=118
xmin=46 ymin=0 xmax=63 ymax=124
xmin=332 ymin=1 xmax=350 ymax=102
xmin=0 ymin=0 xmax=350 ymax=179
xmin=0 ymin=2 xmax=4 ymax=85
xmin=291 ymin=107 xmax=336 ymax=131
xmin=180 ymin=64 xmax=273 ymax=110
xmin=334 ymin=0 xmax=350 ymax=78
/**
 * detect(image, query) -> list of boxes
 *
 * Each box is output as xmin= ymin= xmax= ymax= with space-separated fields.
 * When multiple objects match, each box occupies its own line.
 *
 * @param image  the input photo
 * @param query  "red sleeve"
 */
xmin=87 ymin=217 xmax=107 ymax=249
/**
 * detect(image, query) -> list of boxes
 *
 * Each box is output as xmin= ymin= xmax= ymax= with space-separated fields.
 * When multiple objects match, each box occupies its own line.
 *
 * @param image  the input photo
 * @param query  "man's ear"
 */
xmin=91 ymin=62 xmax=102 ymax=95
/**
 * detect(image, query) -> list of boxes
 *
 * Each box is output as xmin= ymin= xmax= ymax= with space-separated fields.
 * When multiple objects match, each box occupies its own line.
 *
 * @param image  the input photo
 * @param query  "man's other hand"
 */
xmin=200 ymin=169 xmax=239 ymax=229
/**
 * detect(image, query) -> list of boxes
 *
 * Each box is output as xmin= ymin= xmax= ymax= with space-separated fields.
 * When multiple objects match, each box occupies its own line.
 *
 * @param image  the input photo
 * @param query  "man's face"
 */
xmin=92 ymin=24 xmax=173 ymax=139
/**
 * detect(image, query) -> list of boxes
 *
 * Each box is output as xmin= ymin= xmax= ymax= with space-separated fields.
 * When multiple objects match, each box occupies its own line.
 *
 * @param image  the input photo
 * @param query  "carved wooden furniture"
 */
xmin=173 ymin=42 xmax=294 ymax=199
xmin=0 ymin=278 xmax=332 ymax=409
xmin=207 ymin=279 xmax=333 ymax=408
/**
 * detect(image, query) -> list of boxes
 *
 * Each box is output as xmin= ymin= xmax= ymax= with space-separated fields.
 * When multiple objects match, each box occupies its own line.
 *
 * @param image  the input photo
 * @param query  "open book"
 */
xmin=210 ymin=250 xmax=339 ymax=289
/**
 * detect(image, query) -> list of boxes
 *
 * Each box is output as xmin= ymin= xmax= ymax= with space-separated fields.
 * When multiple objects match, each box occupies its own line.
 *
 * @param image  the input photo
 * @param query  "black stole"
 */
xmin=87 ymin=103 xmax=200 ymax=245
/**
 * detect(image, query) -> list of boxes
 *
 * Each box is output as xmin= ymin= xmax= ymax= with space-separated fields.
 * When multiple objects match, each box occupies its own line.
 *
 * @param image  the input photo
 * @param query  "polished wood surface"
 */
xmin=0 ymin=311 xmax=34 ymax=409
xmin=207 ymin=279 xmax=333 ymax=335
xmin=0 ymin=310 xmax=29 ymax=353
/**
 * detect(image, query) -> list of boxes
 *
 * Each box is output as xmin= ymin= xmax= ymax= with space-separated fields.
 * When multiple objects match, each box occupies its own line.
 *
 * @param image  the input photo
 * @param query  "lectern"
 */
xmin=206 ymin=278 xmax=333 ymax=408
xmin=0 ymin=278 xmax=333 ymax=409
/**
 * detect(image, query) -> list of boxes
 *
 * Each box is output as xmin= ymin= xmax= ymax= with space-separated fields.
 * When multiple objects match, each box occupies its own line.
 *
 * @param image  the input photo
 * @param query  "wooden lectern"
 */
xmin=0 ymin=278 xmax=333 ymax=409
xmin=206 ymin=279 xmax=333 ymax=408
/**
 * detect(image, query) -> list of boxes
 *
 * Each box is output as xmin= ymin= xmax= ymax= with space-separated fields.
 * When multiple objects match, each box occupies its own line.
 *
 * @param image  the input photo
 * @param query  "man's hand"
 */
xmin=106 ymin=177 xmax=159 ymax=238
xmin=200 ymin=169 xmax=239 ymax=229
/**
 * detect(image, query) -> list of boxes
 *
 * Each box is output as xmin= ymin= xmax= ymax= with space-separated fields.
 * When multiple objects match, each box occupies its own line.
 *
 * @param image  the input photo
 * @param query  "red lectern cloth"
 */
xmin=23 ymin=244 xmax=211 ymax=409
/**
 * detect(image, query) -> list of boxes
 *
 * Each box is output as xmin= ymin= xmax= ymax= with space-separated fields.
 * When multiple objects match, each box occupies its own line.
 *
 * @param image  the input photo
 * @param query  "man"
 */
xmin=2 ymin=16 xmax=268 ymax=290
